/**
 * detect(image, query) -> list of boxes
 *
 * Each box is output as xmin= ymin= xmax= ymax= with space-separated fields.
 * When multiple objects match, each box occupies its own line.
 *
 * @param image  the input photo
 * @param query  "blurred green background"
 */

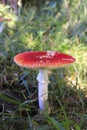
xmin=0 ymin=0 xmax=87 ymax=129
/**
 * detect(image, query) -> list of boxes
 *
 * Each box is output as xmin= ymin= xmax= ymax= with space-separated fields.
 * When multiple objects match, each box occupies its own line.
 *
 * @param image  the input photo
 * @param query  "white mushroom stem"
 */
xmin=37 ymin=69 xmax=50 ymax=111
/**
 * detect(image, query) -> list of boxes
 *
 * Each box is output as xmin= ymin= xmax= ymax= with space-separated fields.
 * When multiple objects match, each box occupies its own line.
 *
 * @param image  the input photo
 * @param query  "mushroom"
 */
xmin=14 ymin=51 xmax=76 ymax=111
xmin=0 ymin=17 xmax=11 ymax=33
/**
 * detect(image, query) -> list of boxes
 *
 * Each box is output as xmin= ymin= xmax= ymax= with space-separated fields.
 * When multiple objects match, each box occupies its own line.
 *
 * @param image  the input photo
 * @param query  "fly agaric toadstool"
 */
xmin=0 ymin=17 xmax=11 ymax=33
xmin=14 ymin=51 xmax=76 ymax=111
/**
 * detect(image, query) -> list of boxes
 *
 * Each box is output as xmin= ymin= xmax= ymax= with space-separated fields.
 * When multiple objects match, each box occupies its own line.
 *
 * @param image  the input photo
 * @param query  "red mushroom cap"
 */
xmin=14 ymin=51 xmax=76 ymax=69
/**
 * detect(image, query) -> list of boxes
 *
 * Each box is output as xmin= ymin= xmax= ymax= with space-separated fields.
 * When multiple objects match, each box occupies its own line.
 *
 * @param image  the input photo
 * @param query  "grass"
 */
xmin=0 ymin=1 xmax=87 ymax=129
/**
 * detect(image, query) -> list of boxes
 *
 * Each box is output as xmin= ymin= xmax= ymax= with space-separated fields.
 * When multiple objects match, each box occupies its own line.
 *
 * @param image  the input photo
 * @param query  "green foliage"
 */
xmin=47 ymin=117 xmax=80 ymax=130
xmin=0 ymin=92 xmax=21 ymax=105
xmin=47 ymin=116 xmax=65 ymax=130
xmin=0 ymin=1 xmax=87 ymax=129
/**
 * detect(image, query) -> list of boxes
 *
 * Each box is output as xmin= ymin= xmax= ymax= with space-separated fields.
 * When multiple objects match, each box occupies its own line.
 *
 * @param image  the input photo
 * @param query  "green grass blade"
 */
xmin=0 ymin=93 xmax=21 ymax=105
xmin=74 ymin=124 xmax=80 ymax=130
xmin=62 ymin=120 xmax=80 ymax=130
xmin=48 ymin=117 xmax=65 ymax=130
